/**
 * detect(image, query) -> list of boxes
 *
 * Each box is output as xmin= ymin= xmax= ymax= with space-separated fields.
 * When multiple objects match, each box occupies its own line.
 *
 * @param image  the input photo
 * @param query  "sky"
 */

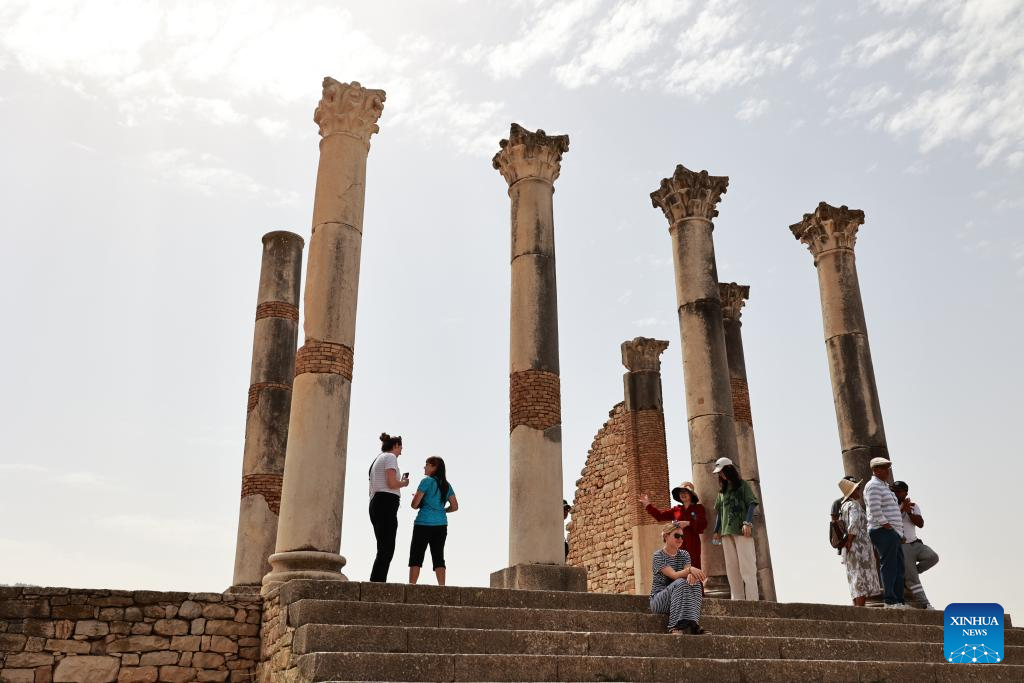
xmin=1 ymin=0 xmax=1023 ymax=620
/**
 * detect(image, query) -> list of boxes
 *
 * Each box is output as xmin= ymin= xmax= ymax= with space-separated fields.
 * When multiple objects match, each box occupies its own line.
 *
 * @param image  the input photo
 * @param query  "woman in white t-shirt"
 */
xmin=368 ymin=432 xmax=410 ymax=582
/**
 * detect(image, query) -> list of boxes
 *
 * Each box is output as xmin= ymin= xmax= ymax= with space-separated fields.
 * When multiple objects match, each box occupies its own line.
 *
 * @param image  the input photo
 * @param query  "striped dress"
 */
xmin=650 ymin=549 xmax=703 ymax=629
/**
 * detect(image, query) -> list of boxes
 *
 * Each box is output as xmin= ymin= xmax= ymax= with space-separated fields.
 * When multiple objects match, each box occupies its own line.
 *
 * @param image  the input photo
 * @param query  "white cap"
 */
xmin=869 ymin=457 xmax=892 ymax=469
xmin=712 ymin=457 xmax=734 ymax=474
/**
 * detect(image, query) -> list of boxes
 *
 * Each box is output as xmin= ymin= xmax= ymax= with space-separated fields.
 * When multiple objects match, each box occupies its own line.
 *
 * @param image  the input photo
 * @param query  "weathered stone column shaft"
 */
xmin=232 ymin=230 xmax=304 ymax=590
xmin=266 ymin=79 xmax=384 ymax=586
xmin=651 ymin=165 xmax=738 ymax=597
xmin=719 ymin=282 xmax=777 ymax=602
xmin=791 ymin=202 xmax=888 ymax=482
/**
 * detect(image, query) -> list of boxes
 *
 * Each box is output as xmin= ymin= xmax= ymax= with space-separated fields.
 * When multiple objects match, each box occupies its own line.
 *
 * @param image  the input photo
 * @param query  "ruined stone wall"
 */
xmin=567 ymin=404 xmax=635 ymax=594
xmin=0 ymin=586 xmax=260 ymax=683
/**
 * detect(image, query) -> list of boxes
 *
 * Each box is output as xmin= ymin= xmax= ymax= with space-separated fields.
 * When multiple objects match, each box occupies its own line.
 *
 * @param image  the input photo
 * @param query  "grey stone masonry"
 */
xmin=264 ymin=79 xmax=385 ymax=588
xmin=719 ymin=282 xmax=777 ymax=603
xmin=490 ymin=123 xmax=585 ymax=592
xmin=231 ymin=230 xmax=304 ymax=591
xmin=791 ymin=202 xmax=889 ymax=483
xmin=650 ymin=164 xmax=738 ymax=599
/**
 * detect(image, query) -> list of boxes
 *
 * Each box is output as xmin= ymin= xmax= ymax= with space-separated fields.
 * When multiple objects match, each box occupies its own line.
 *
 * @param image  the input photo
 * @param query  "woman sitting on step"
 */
xmin=650 ymin=521 xmax=708 ymax=635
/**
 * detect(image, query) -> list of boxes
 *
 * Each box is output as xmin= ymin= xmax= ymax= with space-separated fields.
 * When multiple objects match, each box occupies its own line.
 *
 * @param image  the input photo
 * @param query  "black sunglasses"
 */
xmin=671 ymin=533 xmax=684 ymax=540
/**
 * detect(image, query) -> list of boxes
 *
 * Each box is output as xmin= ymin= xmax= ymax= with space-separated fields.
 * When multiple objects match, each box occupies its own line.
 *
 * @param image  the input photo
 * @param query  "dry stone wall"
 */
xmin=0 ymin=587 xmax=260 ymax=683
xmin=567 ymin=404 xmax=636 ymax=594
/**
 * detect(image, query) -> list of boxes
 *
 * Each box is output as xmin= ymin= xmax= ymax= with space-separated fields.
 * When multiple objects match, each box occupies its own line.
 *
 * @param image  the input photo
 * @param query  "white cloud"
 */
xmin=664 ymin=42 xmax=799 ymax=99
xmin=554 ymin=0 xmax=692 ymax=88
xmin=736 ymin=98 xmax=770 ymax=121
xmin=840 ymin=28 xmax=920 ymax=67
xmin=146 ymin=149 xmax=300 ymax=206
xmin=487 ymin=0 xmax=603 ymax=79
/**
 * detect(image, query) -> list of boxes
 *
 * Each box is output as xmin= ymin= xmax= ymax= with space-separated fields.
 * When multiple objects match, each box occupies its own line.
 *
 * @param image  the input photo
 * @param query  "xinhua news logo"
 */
xmin=944 ymin=603 xmax=1004 ymax=664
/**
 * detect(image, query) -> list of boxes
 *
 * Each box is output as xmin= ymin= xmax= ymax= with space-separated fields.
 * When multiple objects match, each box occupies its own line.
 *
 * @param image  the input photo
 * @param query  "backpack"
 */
xmin=828 ymin=497 xmax=848 ymax=554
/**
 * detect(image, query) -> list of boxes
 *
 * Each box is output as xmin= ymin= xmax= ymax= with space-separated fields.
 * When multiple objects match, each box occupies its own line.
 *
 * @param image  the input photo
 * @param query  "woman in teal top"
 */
xmin=711 ymin=457 xmax=760 ymax=600
xmin=408 ymin=456 xmax=459 ymax=585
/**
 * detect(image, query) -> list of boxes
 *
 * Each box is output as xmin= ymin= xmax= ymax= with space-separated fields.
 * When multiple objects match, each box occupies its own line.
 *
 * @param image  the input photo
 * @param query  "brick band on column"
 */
xmin=247 ymin=382 xmax=294 ymax=413
xmin=241 ymin=473 xmax=284 ymax=515
xmin=730 ymin=377 xmax=752 ymax=425
xmin=255 ymin=301 xmax=299 ymax=321
xmin=294 ymin=339 xmax=354 ymax=380
xmin=509 ymin=369 xmax=561 ymax=432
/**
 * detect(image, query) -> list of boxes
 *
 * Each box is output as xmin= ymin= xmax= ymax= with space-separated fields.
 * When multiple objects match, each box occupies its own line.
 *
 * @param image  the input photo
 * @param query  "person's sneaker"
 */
xmin=922 ymin=603 xmax=936 ymax=610
xmin=884 ymin=603 xmax=900 ymax=609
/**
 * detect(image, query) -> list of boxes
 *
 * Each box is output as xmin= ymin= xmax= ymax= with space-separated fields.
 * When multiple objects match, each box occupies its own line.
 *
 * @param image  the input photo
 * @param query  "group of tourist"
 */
xmin=368 ymin=433 xmax=458 ymax=585
xmin=834 ymin=456 xmax=939 ymax=609
xmin=640 ymin=455 xmax=761 ymax=634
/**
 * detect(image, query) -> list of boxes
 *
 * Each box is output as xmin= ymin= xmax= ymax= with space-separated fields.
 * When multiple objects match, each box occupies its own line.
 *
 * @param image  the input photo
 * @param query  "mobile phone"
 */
xmin=402 ymin=472 xmax=409 ymax=480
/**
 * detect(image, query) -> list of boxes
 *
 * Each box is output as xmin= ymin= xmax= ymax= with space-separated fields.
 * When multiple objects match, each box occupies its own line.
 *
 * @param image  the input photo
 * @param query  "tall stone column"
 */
xmin=263 ymin=78 xmax=385 ymax=587
xmin=622 ymin=338 xmax=671 ymax=596
xmin=719 ymin=283 xmax=777 ymax=602
xmin=230 ymin=231 xmax=304 ymax=591
xmin=490 ymin=123 xmax=586 ymax=592
xmin=791 ymin=202 xmax=888 ymax=483
xmin=650 ymin=164 xmax=737 ymax=598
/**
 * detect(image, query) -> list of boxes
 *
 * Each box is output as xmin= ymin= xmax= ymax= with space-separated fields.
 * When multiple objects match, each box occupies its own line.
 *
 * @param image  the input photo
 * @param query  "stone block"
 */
xmin=0 ymin=670 xmax=35 ymax=683
xmin=120 ymin=655 xmax=139 ymax=666
xmin=489 ymin=564 xmax=587 ymax=592
xmin=155 ymin=666 xmax=195 ymax=683
xmin=139 ymin=651 xmax=179 ymax=666
xmin=0 ymin=601 xmax=49 ymax=620
xmin=5 ymin=653 xmax=54 ymax=668
xmin=201 ymin=605 xmax=235 ymax=620
xmin=76 ymin=620 xmax=110 ymax=637
xmin=0 ymin=633 xmax=28 ymax=651
xmin=191 ymin=652 xmax=225 ymax=668
xmin=32 ymin=664 xmax=51 ymax=683
xmin=132 ymin=592 xmax=186 ymax=606
xmin=358 ymin=582 xmax=406 ymax=605
xmin=169 ymin=636 xmax=200 ymax=652
xmin=25 ymin=638 xmax=45 ymax=652
xmin=195 ymin=672 xmax=228 ymax=683
xmin=176 ymin=602 xmax=202 ymax=620
xmin=104 ymin=636 xmax=170 ymax=653
xmin=52 ymin=655 xmax=120 ymax=682
xmin=151 ymin=620 xmax=187 ymax=637
xmin=51 ymin=605 xmax=95 ymax=620
xmin=116 ymin=667 xmax=158 ymax=683
xmin=203 ymin=621 xmax=257 ymax=637
xmin=141 ymin=607 xmax=164 ymax=619
xmin=403 ymin=584 xmax=460 ymax=606
xmin=207 ymin=637 xmax=237 ymax=654
xmin=129 ymin=624 xmax=152 ymax=636
xmin=452 ymin=653 xmax=557 ymax=682
xmin=298 ymin=651 xmax=452 ymax=682
xmin=97 ymin=608 xmax=123 ymax=621
xmin=177 ymin=653 xmax=191 ymax=667
xmin=123 ymin=608 xmax=143 ymax=622
xmin=52 ymin=621 xmax=73 ymax=641
xmin=44 ymin=639 xmax=91 ymax=654
xmin=109 ymin=622 xmax=131 ymax=636
xmin=90 ymin=597 xmax=134 ymax=608
xmin=190 ymin=619 xmax=205 ymax=635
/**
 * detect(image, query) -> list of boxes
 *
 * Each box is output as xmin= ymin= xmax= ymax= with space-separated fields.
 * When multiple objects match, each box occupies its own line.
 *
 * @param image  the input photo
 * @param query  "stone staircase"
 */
xmin=261 ymin=580 xmax=1021 ymax=682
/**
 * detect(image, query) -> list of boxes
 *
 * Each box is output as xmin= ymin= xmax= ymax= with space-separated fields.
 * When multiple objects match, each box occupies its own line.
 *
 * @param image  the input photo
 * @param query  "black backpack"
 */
xmin=828 ymin=497 xmax=848 ymax=554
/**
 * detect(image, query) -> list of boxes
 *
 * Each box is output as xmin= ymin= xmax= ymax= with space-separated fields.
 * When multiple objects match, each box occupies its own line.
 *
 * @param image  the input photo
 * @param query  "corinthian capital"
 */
xmin=790 ymin=202 xmax=865 ymax=257
xmin=621 ymin=337 xmax=669 ymax=373
xmin=650 ymin=164 xmax=729 ymax=224
xmin=313 ymin=78 xmax=386 ymax=142
xmin=718 ymin=282 xmax=750 ymax=321
xmin=493 ymin=123 xmax=570 ymax=186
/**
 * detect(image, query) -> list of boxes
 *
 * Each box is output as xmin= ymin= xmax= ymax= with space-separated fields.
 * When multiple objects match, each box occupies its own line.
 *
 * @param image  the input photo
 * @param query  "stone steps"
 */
xmin=287 ymin=599 xmax=1024 ymax=647
xmin=263 ymin=581 xmax=1020 ymax=683
xmin=297 ymin=652 xmax=1024 ymax=682
xmin=292 ymin=623 xmax=1024 ymax=663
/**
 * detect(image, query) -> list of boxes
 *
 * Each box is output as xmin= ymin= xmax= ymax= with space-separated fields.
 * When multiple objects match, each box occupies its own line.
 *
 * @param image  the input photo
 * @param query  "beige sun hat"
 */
xmin=837 ymin=477 xmax=863 ymax=504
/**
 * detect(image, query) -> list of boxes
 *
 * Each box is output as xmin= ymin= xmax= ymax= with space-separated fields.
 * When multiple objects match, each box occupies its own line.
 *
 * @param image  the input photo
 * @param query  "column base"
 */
xmin=261 ymin=550 xmax=348 ymax=592
xmin=703 ymin=575 xmax=731 ymax=599
xmin=490 ymin=563 xmax=587 ymax=592
xmin=223 ymin=584 xmax=261 ymax=596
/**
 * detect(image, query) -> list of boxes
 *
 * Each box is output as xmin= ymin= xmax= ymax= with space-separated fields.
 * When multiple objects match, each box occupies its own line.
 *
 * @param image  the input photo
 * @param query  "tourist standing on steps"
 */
xmin=837 ymin=476 xmax=883 ymax=607
xmin=890 ymin=480 xmax=938 ymax=609
xmin=408 ymin=456 xmax=458 ymax=586
xmin=639 ymin=481 xmax=708 ymax=569
xmin=368 ymin=433 xmax=410 ymax=582
xmin=650 ymin=521 xmax=708 ymax=635
xmin=711 ymin=458 xmax=759 ymax=600
xmin=864 ymin=457 xmax=906 ymax=608
xmin=563 ymin=500 xmax=572 ymax=559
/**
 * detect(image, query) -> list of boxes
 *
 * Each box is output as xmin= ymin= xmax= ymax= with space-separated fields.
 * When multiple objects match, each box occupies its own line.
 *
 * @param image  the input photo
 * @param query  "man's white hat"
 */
xmin=712 ymin=457 xmax=734 ymax=474
xmin=869 ymin=457 xmax=892 ymax=469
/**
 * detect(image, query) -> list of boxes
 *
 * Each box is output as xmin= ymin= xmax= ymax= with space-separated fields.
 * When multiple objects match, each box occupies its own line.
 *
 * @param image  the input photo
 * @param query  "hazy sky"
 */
xmin=2 ymin=0 xmax=1022 ymax=619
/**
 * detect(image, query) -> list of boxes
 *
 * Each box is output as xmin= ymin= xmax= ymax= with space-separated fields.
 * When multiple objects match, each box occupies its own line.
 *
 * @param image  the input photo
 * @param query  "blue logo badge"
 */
xmin=944 ymin=603 xmax=1004 ymax=663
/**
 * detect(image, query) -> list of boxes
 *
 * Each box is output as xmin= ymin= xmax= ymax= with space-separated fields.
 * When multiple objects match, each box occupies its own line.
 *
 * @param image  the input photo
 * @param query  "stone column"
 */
xmin=230 ymin=231 xmax=304 ymax=591
xmin=791 ymin=202 xmax=888 ymax=483
xmin=490 ymin=123 xmax=586 ymax=592
xmin=650 ymin=164 xmax=737 ymax=598
xmin=719 ymin=283 xmax=777 ymax=602
xmin=622 ymin=337 xmax=671 ymax=597
xmin=263 ymin=79 xmax=385 ymax=587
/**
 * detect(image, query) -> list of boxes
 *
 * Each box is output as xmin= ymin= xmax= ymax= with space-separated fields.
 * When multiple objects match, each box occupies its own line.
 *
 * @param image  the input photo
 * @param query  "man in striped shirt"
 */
xmin=864 ymin=457 xmax=907 ymax=608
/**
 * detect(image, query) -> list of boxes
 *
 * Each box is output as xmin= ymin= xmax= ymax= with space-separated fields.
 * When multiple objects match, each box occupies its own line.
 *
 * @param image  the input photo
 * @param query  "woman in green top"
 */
xmin=711 ymin=457 xmax=759 ymax=600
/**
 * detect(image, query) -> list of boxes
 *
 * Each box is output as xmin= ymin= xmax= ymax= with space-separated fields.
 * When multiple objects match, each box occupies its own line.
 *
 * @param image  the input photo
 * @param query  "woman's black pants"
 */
xmin=369 ymin=492 xmax=400 ymax=582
